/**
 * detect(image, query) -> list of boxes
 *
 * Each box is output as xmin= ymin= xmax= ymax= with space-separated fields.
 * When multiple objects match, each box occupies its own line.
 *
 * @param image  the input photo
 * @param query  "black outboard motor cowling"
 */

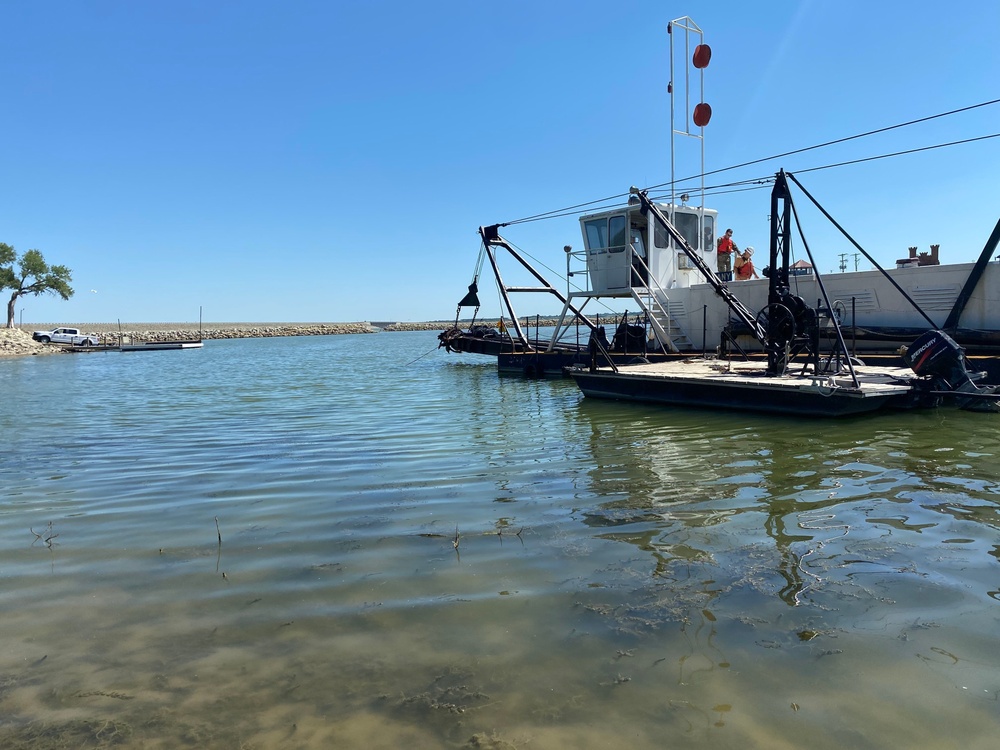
xmin=902 ymin=329 xmax=1000 ymax=412
xmin=611 ymin=322 xmax=646 ymax=353
xmin=902 ymin=329 xmax=965 ymax=378
xmin=588 ymin=326 xmax=611 ymax=372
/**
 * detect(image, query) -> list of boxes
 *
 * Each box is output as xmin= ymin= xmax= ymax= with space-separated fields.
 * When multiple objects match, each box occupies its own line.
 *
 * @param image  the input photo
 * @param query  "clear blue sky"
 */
xmin=3 ymin=0 xmax=998 ymax=324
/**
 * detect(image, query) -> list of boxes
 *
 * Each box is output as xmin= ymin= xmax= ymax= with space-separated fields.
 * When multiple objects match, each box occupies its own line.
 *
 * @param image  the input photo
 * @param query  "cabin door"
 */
xmin=630 ymin=222 xmax=648 ymax=287
xmin=604 ymin=214 xmax=630 ymax=290
xmin=584 ymin=213 xmax=632 ymax=292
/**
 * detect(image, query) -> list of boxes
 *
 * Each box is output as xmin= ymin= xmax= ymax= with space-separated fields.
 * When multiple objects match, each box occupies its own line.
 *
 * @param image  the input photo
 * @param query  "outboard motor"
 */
xmin=588 ymin=326 xmax=611 ymax=372
xmin=901 ymin=330 xmax=1000 ymax=412
xmin=611 ymin=321 xmax=646 ymax=353
xmin=901 ymin=329 xmax=965 ymax=377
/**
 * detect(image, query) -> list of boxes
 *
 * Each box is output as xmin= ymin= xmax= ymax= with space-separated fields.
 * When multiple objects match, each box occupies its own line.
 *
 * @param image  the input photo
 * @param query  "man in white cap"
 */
xmin=734 ymin=246 xmax=759 ymax=280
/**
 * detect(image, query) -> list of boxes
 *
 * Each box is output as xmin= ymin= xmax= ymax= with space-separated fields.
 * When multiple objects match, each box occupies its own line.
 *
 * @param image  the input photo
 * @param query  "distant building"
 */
xmin=896 ymin=245 xmax=941 ymax=269
xmin=790 ymin=259 xmax=813 ymax=276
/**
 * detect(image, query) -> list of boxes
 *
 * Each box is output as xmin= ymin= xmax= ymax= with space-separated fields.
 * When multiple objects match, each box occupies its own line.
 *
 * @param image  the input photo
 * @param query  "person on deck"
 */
xmin=717 ymin=228 xmax=737 ymax=281
xmin=734 ymin=247 xmax=760 ymax=280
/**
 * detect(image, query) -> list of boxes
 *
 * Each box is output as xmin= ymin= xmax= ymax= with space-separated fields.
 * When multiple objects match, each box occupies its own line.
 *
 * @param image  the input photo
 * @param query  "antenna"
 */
xmin=667 ymin=16 xmax=710 ymax=208
xmin=667 ymin=17 xmax=712 ymax=261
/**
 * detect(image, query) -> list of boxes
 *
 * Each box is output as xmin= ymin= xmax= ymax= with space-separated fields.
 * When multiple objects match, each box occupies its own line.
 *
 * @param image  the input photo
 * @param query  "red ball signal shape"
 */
xmin=692 ymin=44 xmax=712 ymax=69
xmin=693 ymin=102 xmax=712 ymax=127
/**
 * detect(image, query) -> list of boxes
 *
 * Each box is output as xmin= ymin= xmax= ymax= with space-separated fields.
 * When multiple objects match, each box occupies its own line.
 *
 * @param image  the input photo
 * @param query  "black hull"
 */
xmin=499 ymin=350 xmax=676 ymax=378
xmin=438 ymin=328 xmax=530 ymax=356
xmin=499 ymin=348 xmax=1000 ymax=383
xmin=445 ymin=336 xmax=528 ymax=356
xmin=571 ymin=370 xmax=908 ymax=418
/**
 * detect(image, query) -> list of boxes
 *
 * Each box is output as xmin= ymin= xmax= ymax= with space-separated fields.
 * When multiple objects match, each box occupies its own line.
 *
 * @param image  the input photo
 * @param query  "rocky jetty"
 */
xmin=1 ymin=319 xmax=534 ymax=358
xmin=381 ymin=322 xmax=451 ymax=331
xmin=0 ymin=321 xmax=432 ymax=358
xmin=0 ymin=328 xmax=53 ymax=357
xmin=115 ymin=322 xmax=382 ymax=343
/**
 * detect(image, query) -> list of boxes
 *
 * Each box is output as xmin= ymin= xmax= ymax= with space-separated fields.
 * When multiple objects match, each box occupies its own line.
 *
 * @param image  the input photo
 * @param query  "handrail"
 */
xmin=625 ymin=246 xmax=681 ymax=353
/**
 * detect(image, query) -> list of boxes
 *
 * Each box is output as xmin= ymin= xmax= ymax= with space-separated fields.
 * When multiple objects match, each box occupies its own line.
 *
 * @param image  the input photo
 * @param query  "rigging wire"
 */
xmin=509 ymin=180 xmax=773 ymax=225
xmin=505 ymin=192 xmax=633 ymax=226
xmin=498 ymin=98 xmax=1000 ymax=227
xmin=503 ymin=129 xmax=1000 ymax=226
xmin=649 ymin=180 xmax=772 ymax=203
xmin=645 ymin=97 xmax=1000 ymax=192
xmin=790 ymin=132 xmax=1000 ymax=176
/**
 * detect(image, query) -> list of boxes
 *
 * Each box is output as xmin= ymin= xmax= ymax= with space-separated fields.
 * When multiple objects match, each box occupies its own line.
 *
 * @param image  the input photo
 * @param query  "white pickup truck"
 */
xmin=31 ymin=327 xmax=100 ymax=346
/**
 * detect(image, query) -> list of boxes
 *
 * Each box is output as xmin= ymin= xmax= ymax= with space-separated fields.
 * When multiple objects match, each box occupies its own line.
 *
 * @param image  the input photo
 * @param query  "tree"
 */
xmin=0 ymin=243 xmax=74 ymax=328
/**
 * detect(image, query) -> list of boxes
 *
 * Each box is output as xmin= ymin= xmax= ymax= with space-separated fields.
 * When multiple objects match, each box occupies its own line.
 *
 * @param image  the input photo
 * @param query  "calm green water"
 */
xmin=1 ymin=331 xmax=998 ymax=749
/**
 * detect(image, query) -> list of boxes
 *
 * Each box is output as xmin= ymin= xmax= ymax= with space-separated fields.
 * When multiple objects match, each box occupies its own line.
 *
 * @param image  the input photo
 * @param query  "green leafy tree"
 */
xmin=0 ymin=243 xmax=74 ymax=328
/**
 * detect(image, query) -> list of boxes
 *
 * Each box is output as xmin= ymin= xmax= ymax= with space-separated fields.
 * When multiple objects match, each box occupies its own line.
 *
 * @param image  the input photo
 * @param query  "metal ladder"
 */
xmin=629 ymin=285 xmax=694 ymax=352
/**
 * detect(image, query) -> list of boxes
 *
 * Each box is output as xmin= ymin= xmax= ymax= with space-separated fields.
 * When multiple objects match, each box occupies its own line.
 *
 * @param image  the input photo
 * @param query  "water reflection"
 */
xmin=571 ymin=401 xmax=1000 ymax=609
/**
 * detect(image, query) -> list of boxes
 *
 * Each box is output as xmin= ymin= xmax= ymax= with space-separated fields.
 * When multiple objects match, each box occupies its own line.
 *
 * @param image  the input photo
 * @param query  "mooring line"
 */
xmin=404 ymin=345 xmax=440 ymax=367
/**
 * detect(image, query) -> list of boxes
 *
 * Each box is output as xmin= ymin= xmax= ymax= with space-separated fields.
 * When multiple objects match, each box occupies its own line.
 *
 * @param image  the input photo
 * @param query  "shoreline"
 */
xmin=2 ymin=318 xmax=563 ymax=358
xmin=0 ymin=321 xmax=466 ymax=359
xmin=1 ymin=322 xmax=451 ymax=358
xmin=17 ymin=321 xmax=452 ymax=334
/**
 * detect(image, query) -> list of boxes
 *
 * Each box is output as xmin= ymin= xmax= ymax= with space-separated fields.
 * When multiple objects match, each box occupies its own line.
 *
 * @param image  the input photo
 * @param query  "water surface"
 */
xmin=1 ymin=331 xmax=998 ymax=748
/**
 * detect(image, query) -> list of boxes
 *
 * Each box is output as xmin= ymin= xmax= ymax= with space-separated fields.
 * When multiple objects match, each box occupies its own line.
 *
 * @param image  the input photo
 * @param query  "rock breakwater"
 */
xmin=0 ymin=328 xmax=52 ymax=357
xmin=118 ymin=323 xmax=382 ymax=342
xmin=2 ymin=321 xmax=455 ymax=358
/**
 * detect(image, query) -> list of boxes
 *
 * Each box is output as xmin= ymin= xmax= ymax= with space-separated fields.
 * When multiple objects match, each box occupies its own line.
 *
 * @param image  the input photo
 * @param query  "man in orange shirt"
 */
xmin=717 ymin=228 xmax=737 ymax=281
xmin=734 ymin=247 xmax=760 ymax=280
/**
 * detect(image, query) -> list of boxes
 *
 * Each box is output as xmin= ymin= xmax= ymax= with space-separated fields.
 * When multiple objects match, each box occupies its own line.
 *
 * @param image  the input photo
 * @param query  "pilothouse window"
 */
xmin=653 ymin=212 xmax=713 ymax=252
xmin=585 ymin=215 xmax=629 ymax=253
xmin=654 ymin=221 xmax=670 ymax=249
xmin=703 ymin=216 xmax=715 ymax=250
xmin=585 ymin=219 xmax=609 ymax=253
xmin=608 ymin=215 xmax=627 ymax=253
xmin=674 ymin=213 xmax=700 ymax=251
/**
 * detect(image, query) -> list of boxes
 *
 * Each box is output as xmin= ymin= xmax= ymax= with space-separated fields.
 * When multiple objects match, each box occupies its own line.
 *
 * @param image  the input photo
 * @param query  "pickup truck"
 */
xmin=31 ymin=327 xmax=101 ymax=346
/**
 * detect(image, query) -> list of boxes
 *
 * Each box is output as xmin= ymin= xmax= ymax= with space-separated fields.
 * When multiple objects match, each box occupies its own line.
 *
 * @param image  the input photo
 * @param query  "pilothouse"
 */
xmin=580 ymin=200 xmax=718 ymax=294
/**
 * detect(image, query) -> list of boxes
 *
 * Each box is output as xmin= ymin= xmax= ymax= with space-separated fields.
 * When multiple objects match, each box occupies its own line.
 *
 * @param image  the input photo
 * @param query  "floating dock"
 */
xmin=571 ymin=359 xmax=928 ymax=418
xmin=118 ymin=340 xmax=203 ymax=351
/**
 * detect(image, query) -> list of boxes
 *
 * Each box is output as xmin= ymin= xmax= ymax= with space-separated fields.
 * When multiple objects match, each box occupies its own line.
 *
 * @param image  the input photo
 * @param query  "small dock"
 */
xmin=119 ymin=340 xmax=203 ymax=351
xmin=65 ymin=341 xmax=203 ymax=353
xmin=65 ymin=344 xmax=118 ymax=353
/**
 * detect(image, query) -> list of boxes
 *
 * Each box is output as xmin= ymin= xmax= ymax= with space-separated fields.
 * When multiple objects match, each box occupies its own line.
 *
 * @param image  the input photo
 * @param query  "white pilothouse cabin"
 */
xmin=554 ymin=198 xmax=719 ymax=354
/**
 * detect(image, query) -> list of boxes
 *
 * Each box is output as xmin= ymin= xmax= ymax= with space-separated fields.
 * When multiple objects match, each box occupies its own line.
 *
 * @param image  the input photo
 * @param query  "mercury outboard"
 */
xmin=902 ymin=329 xmax=1000 ymax=412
